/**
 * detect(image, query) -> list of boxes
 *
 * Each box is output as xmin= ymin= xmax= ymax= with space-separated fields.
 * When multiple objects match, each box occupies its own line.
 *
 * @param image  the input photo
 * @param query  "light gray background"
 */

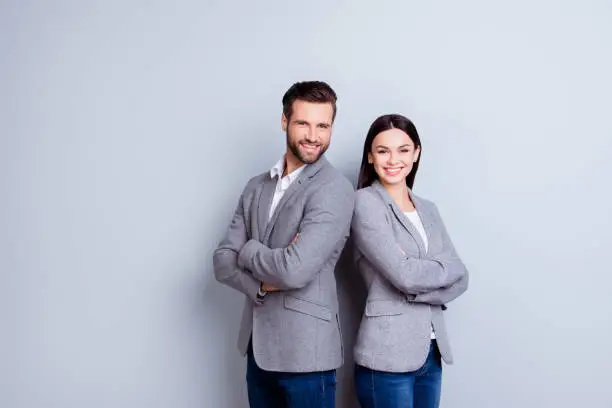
xmin=2 ymin=1 xmax=611 ymax=407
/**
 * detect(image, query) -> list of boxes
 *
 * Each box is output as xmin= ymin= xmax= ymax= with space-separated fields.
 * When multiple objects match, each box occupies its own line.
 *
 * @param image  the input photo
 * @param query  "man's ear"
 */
xmin=281 ymin=113 xmax=288 ymax=132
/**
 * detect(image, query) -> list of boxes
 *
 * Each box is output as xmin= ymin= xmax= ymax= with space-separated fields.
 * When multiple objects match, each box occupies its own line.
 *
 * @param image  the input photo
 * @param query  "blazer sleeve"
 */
xmin=237 ymin=178 xmax=355 ymax=290
xmin=412 ymin=203 xmax=469 ymax=304
xmin=213 ymin=184 xmax=263 ymax=304
xmin=411 ymin=274 xmax=468 ymax=305
xmin=351 ymin=190 xmax=465 ymax=295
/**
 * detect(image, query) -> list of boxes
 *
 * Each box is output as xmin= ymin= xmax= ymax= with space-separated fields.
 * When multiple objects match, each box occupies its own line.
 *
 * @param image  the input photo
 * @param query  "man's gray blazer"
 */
xmin=213 ymin=156 xmax=355 ymax=372
xmin=351 ymin=180 xmax=468 ymax=372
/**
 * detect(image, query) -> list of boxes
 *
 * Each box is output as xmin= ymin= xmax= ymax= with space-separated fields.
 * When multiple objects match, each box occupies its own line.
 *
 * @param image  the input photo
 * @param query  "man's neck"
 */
xmin=283 ymin=151 xmax=306 ymax=177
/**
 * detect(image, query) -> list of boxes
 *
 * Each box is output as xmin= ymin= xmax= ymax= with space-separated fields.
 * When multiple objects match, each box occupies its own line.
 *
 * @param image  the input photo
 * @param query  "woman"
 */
xmin=351 ymin=114 xmax=469 ymax=408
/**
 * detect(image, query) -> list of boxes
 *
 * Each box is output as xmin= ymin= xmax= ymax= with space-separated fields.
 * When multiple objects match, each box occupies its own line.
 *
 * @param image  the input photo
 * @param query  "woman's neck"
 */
xmin=383 ymin=181 xmax=415 ymax=212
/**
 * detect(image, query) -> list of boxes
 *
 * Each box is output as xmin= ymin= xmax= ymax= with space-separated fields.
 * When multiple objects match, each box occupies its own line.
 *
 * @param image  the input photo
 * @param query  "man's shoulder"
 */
xmin=304 ymin=162 xmax=354 ymax=209
xmin=317 ymin=160 xmax=354 ymax=192
xmin=240 ymin=171 xmax=268 ymax=195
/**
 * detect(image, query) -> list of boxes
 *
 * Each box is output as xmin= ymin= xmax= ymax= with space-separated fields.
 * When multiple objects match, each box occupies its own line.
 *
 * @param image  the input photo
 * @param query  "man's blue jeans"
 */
xmin=354 ymin=341 xmax=443 ymax=408
xmin=246 ymin=342 xmax=336 ymax=408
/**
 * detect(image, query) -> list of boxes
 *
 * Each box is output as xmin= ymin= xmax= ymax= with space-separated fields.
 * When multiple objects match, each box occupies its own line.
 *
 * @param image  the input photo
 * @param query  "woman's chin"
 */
xmin=379 ymin=175 xmax=406 ymax=186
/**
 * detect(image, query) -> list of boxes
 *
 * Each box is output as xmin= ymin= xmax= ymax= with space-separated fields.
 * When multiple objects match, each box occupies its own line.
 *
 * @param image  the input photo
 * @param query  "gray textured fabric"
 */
xmin=213 ymin=156 xmax=355 ymax=372
xmin=351 ymin=181 xmax=468 ymax=372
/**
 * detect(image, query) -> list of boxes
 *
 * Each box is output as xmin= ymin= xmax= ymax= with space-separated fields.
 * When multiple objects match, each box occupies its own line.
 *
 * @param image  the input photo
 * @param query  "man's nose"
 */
xmin=304 ymin=129 xmax=317 ymax=142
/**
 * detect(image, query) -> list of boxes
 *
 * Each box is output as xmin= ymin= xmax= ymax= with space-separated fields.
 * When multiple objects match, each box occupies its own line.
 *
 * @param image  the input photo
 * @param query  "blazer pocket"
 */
xmin=284 ymin=296 xmax=332 ymax=321
xmin=365 ymin=300 xmax=406 ymax=317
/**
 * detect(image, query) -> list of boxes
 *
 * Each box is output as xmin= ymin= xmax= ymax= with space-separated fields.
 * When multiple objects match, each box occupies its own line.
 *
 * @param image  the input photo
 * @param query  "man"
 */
xmin=213 ymin=81 xmax=354 ymax=408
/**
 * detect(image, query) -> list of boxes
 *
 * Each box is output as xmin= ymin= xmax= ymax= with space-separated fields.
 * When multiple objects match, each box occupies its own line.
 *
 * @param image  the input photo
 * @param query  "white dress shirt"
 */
xmin=268 ymin=156 xmax=307 ymax=220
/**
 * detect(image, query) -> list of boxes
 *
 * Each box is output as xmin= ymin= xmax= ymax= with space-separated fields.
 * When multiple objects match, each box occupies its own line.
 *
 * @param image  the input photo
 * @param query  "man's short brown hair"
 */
xmin=282 ymin=81 xmax=338 ymax=122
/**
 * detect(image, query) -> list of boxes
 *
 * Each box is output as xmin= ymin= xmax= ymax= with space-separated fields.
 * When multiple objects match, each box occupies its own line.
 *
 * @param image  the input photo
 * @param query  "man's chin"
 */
xmin=298 ymin=152 xmax=322 ymax=164
xmin=298 ymin=147 xmax=326 ymax=164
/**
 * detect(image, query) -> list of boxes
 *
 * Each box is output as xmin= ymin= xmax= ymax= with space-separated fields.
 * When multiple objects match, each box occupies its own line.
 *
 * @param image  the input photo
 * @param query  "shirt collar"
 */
xmin=269 ymin=155 xmax=307 ymax=182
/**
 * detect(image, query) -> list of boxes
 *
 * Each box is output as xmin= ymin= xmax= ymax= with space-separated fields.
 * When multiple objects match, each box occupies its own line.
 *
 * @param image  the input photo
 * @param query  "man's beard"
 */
xmin=286 ymin=129 xmax=329 ymax=165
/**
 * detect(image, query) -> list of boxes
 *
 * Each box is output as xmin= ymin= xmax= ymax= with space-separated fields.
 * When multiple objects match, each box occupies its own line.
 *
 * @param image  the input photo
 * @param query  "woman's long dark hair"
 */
xmin=357 ymin=114 xmax=422 ymax=189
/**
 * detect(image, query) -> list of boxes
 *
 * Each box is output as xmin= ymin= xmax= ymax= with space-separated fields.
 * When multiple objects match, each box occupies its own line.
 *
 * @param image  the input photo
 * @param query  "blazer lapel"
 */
xmin=263 ymin=156 xmax=328 ymax=243
xmin=256 ymin=176 xmax=276 ymax=242
xmin=372 ymin=181 xmax=427 ymax=255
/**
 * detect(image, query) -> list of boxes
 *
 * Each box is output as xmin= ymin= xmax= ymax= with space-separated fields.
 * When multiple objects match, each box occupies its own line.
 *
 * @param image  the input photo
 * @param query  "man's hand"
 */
xmin=262 ymin=283 xmax=281 ymax=292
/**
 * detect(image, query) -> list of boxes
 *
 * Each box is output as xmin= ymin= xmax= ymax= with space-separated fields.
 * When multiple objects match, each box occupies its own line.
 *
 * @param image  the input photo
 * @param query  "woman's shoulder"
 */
xmin=411 ymin=191 xmax=435 ymax=207
xmin=352 ymin=187 xmax=389 ymax=225
xmin=354 ymin=186 xmax=388 ymax=215
xmin=411 ymin=192 xmax=442 ymax=216
xmin=355 ymin=185 xmax=381 ymax=203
